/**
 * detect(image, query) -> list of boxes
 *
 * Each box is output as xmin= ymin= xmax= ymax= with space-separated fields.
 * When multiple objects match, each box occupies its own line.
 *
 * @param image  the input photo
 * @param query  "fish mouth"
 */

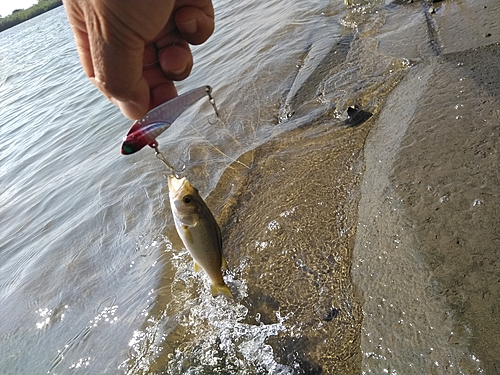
xmin=168 ymin=175 xmax=188 ymax=193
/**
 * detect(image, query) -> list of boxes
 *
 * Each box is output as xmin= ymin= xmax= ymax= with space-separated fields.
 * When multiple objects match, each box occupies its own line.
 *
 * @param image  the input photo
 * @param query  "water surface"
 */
xmin=1 ymin=1 xmax=497 ymax=374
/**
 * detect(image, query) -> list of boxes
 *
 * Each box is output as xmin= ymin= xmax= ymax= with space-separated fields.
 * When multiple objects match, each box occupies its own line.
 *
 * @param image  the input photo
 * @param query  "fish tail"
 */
xmin=211 ymin=283 xmax=233 ymax=299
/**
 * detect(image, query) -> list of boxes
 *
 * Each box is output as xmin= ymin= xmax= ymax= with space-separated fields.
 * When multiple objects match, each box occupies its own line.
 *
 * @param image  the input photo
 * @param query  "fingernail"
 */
xmin=171 ymin=66 xmax=187 ymax=75
xmin=181 ymin=19 xmax=197 ymax=34
xmin=117 ymin=100 xmax=142 ymax=119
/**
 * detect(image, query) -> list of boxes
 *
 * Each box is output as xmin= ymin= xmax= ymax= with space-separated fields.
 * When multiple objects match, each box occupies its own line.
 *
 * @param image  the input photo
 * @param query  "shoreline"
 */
xmin=0 ymin=1 xmax=62 ymax=32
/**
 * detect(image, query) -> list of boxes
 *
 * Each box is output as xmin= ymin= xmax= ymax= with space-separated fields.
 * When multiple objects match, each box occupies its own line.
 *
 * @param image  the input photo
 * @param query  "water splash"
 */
xmin=122 ymin=256 xmax=292 ymax=375
xmin=167 ymin=293 xmax=291 ymax=375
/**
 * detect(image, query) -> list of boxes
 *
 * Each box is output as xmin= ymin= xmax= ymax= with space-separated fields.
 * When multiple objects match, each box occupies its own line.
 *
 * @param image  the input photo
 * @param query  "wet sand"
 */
xmin=211 ymin=0 xmax=499 ymax=373
xmin=353 ymin=0 xmax=500 ymax=374
xmin=210 ymin=122 xmax=369 ymax=373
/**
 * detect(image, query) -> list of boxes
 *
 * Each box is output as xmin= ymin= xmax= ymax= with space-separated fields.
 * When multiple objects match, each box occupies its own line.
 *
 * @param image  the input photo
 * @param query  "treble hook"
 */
xmin=206 ymin=86 xmax=219 ymax=117
xmin=206 ymin=86 xmax=220 ymax=124
xmin=154 ymin=146 xmax=185 ymax=178
xmin=154 ymin=146 xmax=175 ymax=171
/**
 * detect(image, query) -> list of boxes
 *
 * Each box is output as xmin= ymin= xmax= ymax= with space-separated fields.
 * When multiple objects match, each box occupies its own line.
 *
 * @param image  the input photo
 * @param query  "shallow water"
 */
xmin=1 ymin=0 xmax=498 ymax=374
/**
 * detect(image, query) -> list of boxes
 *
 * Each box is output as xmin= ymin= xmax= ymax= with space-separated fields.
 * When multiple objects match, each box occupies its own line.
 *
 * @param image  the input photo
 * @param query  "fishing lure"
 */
xmin=121 ymin=85 xmax=218 ymax=155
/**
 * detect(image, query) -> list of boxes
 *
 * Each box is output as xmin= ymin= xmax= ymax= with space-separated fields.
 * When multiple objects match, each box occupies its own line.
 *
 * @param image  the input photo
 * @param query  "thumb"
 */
xmin=109 ymin=80 xmax=150 ymax=120
xmin=89 ymin=33 xmax=150 ymax=119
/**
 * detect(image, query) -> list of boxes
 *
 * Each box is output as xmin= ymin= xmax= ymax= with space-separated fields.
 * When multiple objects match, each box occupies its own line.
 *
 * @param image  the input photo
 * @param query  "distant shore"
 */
xmin=0 ymin=0 xmax=62 ymax=32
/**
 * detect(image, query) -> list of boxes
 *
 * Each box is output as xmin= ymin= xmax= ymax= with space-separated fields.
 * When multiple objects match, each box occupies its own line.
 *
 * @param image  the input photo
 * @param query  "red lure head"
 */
xmin=121 ymin=131 xmax=156 ymax=155
xmin=121 ymin=121 xmax=169 ymax=155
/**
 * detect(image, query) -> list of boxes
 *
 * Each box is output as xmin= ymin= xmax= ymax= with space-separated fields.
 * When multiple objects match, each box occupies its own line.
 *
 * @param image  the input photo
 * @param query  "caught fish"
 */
xmin=121 ymin=85 xmax=216 ymax=155
xmin=168 ymin=175 xmax=233 ymax=298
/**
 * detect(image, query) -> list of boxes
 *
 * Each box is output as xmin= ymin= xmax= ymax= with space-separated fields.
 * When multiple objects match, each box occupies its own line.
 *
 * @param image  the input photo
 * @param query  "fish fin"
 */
xmin=221 ymin=256 xmax=228 ymax=270
xmin=182 ymin=226 xmax=194 ymax=244
xmin=194 ymin=262 xmax=201 ymax=272
xmin=211 ymin=283 xmax=233 ymax=299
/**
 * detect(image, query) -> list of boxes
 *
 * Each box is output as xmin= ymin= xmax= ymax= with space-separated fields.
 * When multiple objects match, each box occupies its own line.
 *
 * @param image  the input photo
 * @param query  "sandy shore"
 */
xmin=352 ymin=0 xmax=499 ymax=373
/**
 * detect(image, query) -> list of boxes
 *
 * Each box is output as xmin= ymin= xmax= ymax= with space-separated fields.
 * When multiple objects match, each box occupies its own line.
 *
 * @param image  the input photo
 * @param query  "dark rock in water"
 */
xmin=345 ymin=106 xmax=373 ymax=127
xmin=323 ymin=307 xmax=339 ymax=322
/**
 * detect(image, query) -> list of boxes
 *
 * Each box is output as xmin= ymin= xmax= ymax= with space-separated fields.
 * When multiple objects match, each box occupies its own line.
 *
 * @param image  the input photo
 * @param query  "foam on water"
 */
xmin=122 ymin=246 xmax=292 ymax=375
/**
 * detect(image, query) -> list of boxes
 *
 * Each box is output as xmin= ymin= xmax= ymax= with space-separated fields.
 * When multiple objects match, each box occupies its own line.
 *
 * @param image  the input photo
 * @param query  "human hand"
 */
xmin=63 ymin=0 xmax=215 ymax=119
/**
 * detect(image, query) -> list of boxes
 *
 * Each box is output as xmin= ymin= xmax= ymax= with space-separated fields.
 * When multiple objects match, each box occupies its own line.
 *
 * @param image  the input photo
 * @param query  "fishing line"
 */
xmin=182 ymin=5 xmax=260 ymax=171
xmin=184 ymin=87 xmax=251 ymax=170
xmin=186 ymin=121 xmax=251 ymax=170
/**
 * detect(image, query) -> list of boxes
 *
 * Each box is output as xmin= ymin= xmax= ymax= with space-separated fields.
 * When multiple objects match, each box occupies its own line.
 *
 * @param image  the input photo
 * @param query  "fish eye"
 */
xmin=183 ymin=196 xmax=192 ymax=204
